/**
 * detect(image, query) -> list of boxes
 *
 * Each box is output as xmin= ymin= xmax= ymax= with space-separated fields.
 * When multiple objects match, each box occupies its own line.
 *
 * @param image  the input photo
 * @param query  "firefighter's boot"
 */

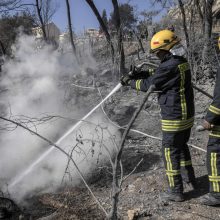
xmin=160 ymin=191 xmax=184 ymax=202
xmin=183 ymin=179 xmax=198 ymax=191
xmin=199 ymin=193 xmax=220 ymax=206
xmin=189 ymin=180 xmax=198 ymax=190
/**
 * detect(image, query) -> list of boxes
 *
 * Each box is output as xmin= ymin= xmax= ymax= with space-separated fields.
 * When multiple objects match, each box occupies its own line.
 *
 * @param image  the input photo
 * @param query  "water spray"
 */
xmin=8 ymin=83 xmax=122 ymax=189
xmin=8 ymin=60 xmax=211 ymax=190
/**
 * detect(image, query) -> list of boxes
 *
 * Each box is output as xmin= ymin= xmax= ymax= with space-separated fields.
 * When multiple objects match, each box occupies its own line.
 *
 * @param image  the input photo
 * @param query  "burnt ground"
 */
xmin=13 ymin=78 xmax=219 ymax=220
xmin=1 ymin=49 xmax=219 ymax=220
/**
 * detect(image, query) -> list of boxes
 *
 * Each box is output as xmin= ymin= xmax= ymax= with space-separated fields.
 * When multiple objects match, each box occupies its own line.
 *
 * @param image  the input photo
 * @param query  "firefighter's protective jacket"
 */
xmin=205 ymin=68 xmax=220 ymax=138
xmin=130 ymin=53 xmax=195 ymax=132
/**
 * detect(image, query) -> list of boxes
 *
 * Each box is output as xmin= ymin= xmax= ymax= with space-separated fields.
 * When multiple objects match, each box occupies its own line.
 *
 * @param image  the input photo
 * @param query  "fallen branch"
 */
xmin=122 ymin=158 xmax=144 ymax=184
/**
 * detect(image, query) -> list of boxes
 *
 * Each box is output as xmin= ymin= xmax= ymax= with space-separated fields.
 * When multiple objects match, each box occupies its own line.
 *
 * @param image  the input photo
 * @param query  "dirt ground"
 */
xmin=17 ymin=75 xmax=220 ymax=220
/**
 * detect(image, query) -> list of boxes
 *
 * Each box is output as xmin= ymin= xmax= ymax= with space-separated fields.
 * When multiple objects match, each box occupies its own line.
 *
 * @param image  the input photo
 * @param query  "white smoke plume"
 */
xmin=0 ymin=34 xmax=121 ymax=201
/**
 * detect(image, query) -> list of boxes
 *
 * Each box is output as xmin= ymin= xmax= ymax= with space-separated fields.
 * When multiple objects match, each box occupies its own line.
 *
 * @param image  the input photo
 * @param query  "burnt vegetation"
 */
xmin=0 ymin=0 xmax=219 ymax=219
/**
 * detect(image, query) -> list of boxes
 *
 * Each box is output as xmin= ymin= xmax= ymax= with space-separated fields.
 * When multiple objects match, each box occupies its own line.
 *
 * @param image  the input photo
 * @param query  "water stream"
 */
xmin=8 ymin=83 xmax=122 ymax=189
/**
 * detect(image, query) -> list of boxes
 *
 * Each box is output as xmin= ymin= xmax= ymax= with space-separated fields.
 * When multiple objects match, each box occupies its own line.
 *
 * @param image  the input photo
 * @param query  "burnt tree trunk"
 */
xmin=202 ymin=0 xmax=214 ymax=63
xmin=178 ymin=0 xmax=189 ymax=48
xmin=65 ymin=0 xmax=77 ymax=57
xmin=0 ymin=40 xmax=6 ymax=55
xmin=112 ymin=0 xmax=125 ymax=75
xmin=35 ymin=0 xmax=47 ymax=41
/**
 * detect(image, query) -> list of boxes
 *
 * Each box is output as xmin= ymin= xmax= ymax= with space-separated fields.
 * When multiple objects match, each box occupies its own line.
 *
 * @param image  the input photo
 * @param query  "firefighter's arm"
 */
xmin=121 ymin=67 xmax=155 ymax=88
xmin=128 ymin=65 xmax=156 ymax=80
xmin=129 ymin=76 xmax=153 ymax=92
xmin=129 ymin=66 xmax=171 ymax=92
xmin=130 ymin=69 xmax=153 ymax=79
xmin=205 ymin=96 xmax=220 ymax=124
xmin=205 ymin=75 xmax=220 ymax=124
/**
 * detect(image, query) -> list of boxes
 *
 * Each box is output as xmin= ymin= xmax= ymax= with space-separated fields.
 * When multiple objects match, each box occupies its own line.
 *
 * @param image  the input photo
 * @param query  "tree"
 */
xmin=65 ymin=0 xmax=77 ymax=58
xmin=109 ymin=3 xmax=137 ymax=32
xmin=100 ymin=9 xmax=108 ymax=33
xmin=0 ymin=0 xmax=19 ymax=8
xmin=0 ymin=0 xmax=27 ymax=11
xmin=35 ymin=0 xmax=46 ymax=40
xmin=34 ymin=0 xmax=58 ymax=42
xmin=0 ymin=1 xmax=58 ymax=44
xmin=202 ymin=0 xmax=215 ymax=62
xmin=111 ymin=0 xmax=125 ymax=75
xmin=177 ymin=0 xmax=189 ymax=48
xmin=151 ymin=0 xmax=174 ymax=8
xmin=138 ymin=10 xmax=159 ymax=39
xmin=0 ymin=11 xmax=35 ymax=55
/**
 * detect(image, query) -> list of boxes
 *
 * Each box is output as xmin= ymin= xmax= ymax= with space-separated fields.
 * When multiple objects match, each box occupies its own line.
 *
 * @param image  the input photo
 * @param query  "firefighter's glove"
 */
xmin=128 ymin=65 xmax=149 ymax=79
xmin=120 ymin=75 xmax=132 ymax=86
xmin=128 ymin=65 xmax=138 ymax=77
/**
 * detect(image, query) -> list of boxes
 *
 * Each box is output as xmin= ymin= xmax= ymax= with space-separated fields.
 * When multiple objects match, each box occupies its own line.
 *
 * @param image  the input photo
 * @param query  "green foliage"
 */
xmin=101 ymin=9 xmax=108 ymax=27
xmin=100 ymin=9 xmax=108 ymax=32
xmin=0 ymin=11 xmax=36 ymax=55
xmin=109 ymin=3 xmax=137 ymax=31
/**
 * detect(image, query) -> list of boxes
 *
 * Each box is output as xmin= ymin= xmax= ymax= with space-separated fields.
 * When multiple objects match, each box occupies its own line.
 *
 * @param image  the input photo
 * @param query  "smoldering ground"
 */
xmin=0 ymin=34 xmax=121 ymax=201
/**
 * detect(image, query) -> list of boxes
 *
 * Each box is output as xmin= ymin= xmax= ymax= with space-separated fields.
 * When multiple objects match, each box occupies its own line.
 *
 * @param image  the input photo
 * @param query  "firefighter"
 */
xmin=121 ymin=30 xmax=197 ymax=202
xmin=199 ymin=36 xmax=220 ymax=206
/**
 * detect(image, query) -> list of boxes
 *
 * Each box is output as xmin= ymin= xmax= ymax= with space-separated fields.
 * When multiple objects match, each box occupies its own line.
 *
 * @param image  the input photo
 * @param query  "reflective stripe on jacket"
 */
xmin=130 ymin=53 xmax=195 ymax=132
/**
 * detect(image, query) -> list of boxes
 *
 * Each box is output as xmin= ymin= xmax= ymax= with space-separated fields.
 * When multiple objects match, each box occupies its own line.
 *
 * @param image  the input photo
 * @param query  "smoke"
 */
xmin=0 ymin=34 xmax=121 ymax=201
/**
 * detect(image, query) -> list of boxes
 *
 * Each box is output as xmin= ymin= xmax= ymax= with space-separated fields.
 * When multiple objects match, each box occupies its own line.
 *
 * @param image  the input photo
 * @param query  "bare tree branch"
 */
xmin=108 ymin=85 xmax=155 ymax=220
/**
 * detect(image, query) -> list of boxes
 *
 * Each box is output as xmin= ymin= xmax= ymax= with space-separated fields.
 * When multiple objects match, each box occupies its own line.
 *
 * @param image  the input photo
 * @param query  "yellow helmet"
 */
xmin=150 ymin=30 xmax=181 ymax=53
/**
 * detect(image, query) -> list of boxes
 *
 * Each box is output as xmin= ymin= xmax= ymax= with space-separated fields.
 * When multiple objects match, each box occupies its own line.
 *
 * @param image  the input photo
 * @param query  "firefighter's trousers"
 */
xmin=162 ymin=128 xmax=196 ymax=193
xmin=207 ymin=137 xmax=220 ymax=198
